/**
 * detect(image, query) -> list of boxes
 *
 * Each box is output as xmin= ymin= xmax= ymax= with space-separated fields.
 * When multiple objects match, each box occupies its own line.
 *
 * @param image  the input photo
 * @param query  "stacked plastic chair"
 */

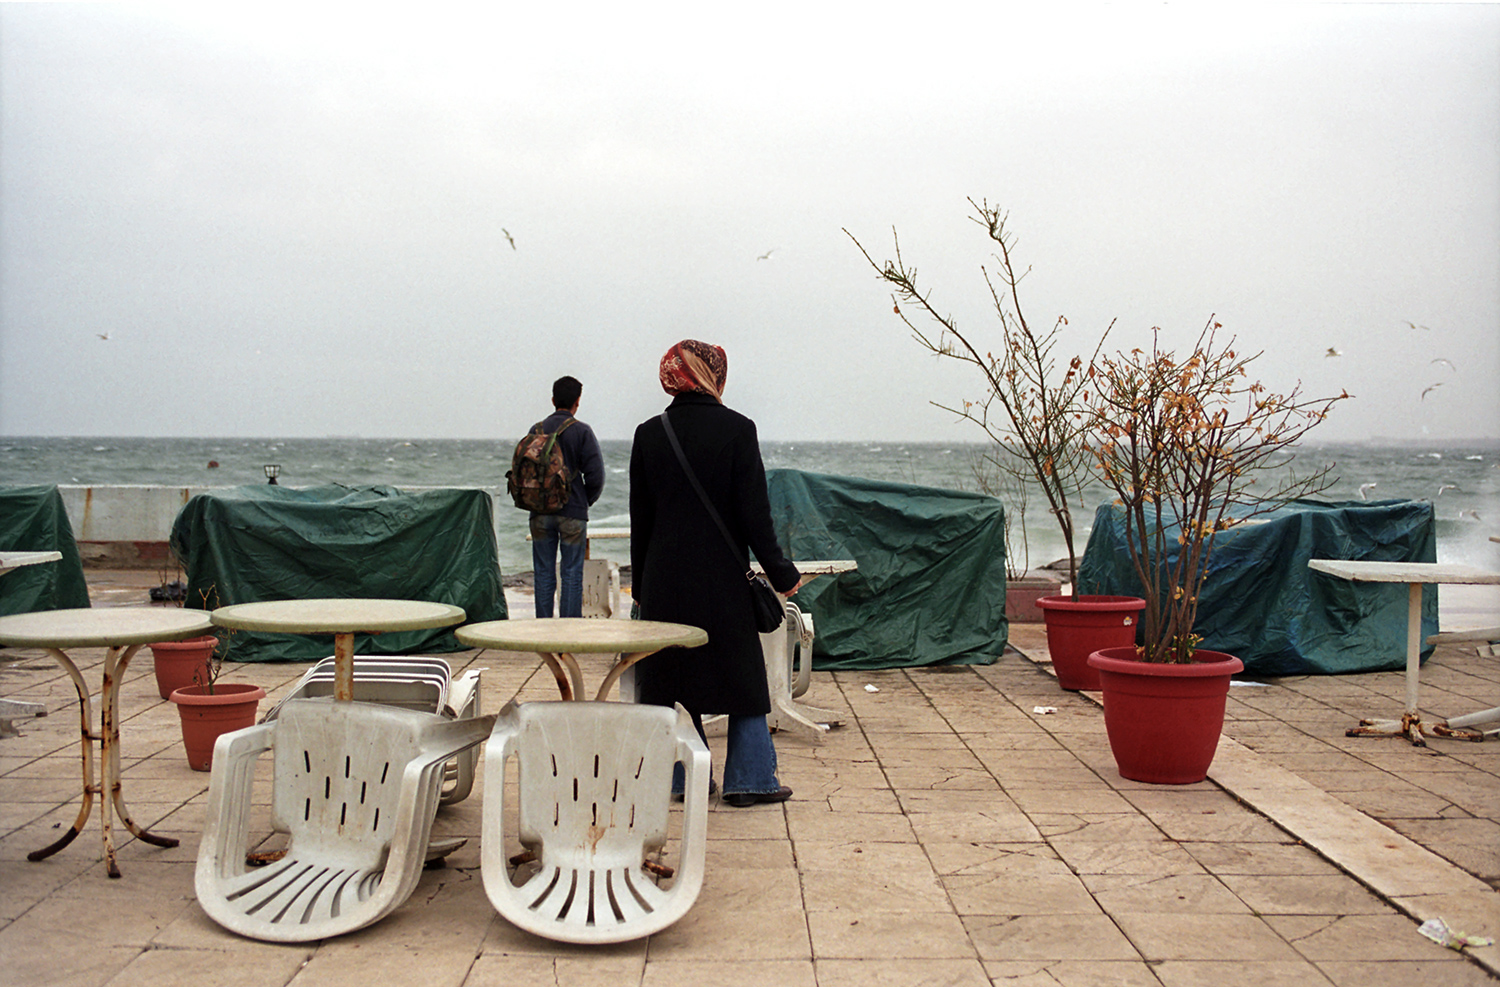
xmin=481 ymin=700 xmax=710 ymax=943
xmin=263 ymin=656 xmax=483 ymax=804
xmin=196 ymin=698 xmax=495 ymax=942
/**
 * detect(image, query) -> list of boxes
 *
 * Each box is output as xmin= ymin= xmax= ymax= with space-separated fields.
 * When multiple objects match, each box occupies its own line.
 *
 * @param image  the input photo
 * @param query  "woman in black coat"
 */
xmin=630 ymin=340 xmax=802 ymax=806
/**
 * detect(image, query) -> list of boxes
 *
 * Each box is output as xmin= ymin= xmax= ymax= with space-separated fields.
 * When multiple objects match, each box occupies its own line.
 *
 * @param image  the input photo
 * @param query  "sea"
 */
xmin=3 ymin=437 xmax=1498 ymax=576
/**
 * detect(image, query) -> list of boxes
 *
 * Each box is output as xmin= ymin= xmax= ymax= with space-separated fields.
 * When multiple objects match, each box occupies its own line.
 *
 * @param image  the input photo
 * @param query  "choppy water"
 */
xmin=2 ymin=436 xmax=1497 ymax=574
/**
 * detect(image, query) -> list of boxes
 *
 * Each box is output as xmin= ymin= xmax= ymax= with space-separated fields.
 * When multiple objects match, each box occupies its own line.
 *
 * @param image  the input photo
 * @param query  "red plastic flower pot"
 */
xmin=1035 ymin=595 xmax=1145 ymax=691
xmin=1086 ymin=646 xmax=1243 ymax=785
xmin=168 ymin=683 xmax=265 ymax=771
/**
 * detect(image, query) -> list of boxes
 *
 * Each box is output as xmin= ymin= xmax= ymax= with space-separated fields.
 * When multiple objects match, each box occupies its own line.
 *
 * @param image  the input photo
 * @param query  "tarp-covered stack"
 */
xmin=1078 ymin=498 xmax=1437 ymax=675
xmin=0 ymin=485 xmax=91 ymax=616
xmin=170 ymin=484 xmax=507 ymax=662
xmin=765 ymin=469 xmax=1008 ymax=670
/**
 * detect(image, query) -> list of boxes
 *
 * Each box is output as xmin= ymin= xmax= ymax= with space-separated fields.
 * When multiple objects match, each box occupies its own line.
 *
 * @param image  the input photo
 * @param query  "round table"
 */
xmin=455 ymin=618 xmax=707 ymax=701
xmin=211 ymin=599 xmax=467 ymax=702
xmin=0 ymin=606 xmax=214 ymax=877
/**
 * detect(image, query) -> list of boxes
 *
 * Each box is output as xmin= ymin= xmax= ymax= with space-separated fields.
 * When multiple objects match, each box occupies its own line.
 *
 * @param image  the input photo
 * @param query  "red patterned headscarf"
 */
xmin=659 ymin=340 xmax=728 ymax=400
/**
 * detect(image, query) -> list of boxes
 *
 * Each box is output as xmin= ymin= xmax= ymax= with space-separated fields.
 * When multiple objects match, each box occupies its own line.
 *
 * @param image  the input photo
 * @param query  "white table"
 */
xmin=1308 ymin=559 xmax=1500 ymax=745
xmin=754 ymin=560 xmax=858 ymax=736
xmin=0 ymin=550 xmax=63 ymax=578
xmin=455 ymin=618 xmax=707 ymax=701
xmin=211 ymin=599 xmax=467 ymax=702
xmin=0 ymin=607 xmax=214 ymax=877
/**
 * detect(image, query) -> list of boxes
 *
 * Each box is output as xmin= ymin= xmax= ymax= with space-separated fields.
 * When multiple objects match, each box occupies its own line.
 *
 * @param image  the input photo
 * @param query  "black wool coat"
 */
xmin=629 ymin=393 xmax=801 ymax=716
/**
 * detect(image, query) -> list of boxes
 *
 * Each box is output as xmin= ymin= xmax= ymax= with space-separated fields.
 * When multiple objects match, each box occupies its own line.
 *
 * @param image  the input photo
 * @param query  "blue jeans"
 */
xmin=531 ymin=514 xmax=586 ymax=618
xmin=674 ymin=711 xmax=781 ymax=795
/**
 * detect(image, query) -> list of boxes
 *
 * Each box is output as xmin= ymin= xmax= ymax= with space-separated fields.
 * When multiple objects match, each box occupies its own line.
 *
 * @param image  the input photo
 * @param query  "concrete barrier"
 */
xmin=55 ymin=484 xmax=509 ymax=568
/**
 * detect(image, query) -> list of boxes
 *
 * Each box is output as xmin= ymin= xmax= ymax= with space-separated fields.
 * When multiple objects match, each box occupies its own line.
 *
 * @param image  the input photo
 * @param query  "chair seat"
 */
xmin=196 ymin=699 xmax=495 ymax=942
xmin=482 ymin=700 xmax=709 ymax=944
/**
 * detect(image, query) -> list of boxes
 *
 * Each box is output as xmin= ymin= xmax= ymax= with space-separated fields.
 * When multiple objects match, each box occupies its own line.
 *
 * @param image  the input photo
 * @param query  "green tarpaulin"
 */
xmin=1077 ymin=498 xmax=1438 ymax=675
xmin=170 ymin=484 xmax=507 ymax=662
xmin=765 ymin=469 xmax=1008 ymax=670
xmin=0 ymin=485 xmax=91 ymax=616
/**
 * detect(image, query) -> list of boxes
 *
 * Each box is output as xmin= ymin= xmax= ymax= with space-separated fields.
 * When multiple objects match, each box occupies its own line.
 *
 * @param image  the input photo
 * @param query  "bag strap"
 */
xmin=660 ymin=411 xmax=756 ymax=582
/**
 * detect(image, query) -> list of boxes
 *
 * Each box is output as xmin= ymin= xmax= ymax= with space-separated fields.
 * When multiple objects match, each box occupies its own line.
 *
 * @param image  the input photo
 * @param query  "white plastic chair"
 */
xmin=263 ymin=656 xmax=483 ymax=804
xmin=481 ymin=700 xmax=709 ymax=944
xmin=195 ymin=698 xmax=495 ymax=943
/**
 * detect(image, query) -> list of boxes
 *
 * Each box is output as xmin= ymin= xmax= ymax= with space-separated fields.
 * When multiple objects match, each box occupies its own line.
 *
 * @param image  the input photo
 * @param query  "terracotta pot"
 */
xmin=1086 ymin=646 xmax=1244 ymax=785
xmin=149 ymin=635 xmax=217 ymax=700
xmin=168 ymin=683 xmax=266 ymax=771
xmin=1005 ymin=572 xmax=1064 ymax=624
xmin=1035 ymin=595 xmax=1145 ymax=691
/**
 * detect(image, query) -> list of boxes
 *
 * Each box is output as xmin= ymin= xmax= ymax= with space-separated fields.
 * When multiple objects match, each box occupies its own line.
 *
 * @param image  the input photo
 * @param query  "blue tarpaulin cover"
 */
xmin=170 ymin=484 xmax=507 ymax=662
xmin=1077 ymin=498 xmax=1438 ymax=675
xmin=765 ymin=469 xmax=1008 ymax=670
xmin=0 ymin=485 xmax=91 ymax=616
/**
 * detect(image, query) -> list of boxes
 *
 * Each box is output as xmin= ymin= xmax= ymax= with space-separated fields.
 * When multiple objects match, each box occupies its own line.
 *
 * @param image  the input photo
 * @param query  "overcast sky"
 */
xmin=2 ymin=2 xmax=1496 ymax=443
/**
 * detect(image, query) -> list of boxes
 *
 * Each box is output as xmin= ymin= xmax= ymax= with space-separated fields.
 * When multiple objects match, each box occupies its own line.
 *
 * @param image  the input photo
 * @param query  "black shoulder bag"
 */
xmin=659 ymin=412 xmax=786 ymax=633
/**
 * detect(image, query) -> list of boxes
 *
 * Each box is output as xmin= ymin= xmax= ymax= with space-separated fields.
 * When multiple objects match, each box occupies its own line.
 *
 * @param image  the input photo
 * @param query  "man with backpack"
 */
xmin=512 ymin=376 xmax=606 ymax=618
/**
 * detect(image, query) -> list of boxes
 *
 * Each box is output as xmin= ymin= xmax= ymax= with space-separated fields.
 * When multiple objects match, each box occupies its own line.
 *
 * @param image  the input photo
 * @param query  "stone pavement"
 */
xmin=0 ymin=570 xmax=1495 ymax=986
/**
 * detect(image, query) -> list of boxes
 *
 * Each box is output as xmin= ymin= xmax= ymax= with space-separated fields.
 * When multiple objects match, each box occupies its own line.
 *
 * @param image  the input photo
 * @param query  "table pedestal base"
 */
xmin=35 ymin=644 xmax=180 ymax=878
xmin=1347 ymin=712 xmax=1426 ymax=747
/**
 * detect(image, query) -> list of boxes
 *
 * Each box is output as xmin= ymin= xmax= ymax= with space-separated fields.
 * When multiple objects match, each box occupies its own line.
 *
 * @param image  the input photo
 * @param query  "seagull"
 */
xmin=756 ymin=248 xmax=777 ymax=261
xmin=1404 ymin=321 xmax=1431 ymax=331
xmin=1421 ymin=382 xmax=1444 ymax=400
xmin=1358 ymin=483 xmax=1378 ymax=500
xmin=501 ymin=228 xmax=515 ymax=250
xmin=1324 ymin=347 xmax=1342 ymax=358
xmin=96 ymin=332 xmax=111 ymax=341
xmin=1430 ymin=358 xmax=1455 ymax=371
xmin=1436 ymin=484 xmax=1457 ymax=496
xmin=1459 ymin=509 xmax=1482 ymax=522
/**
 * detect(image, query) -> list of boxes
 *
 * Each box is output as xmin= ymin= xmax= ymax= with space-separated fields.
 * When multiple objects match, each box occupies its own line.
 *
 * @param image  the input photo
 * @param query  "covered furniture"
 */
xmin=0 ymin=486 xmax=89 ymax=616
xmin=764 ymin=469 xmax=1008 ymax=670
xmin=481 ymin=700 xmax=709 ymax=944
xmin=170 ymin=484 xmax=506 ymax=662
xmin=1078 ymin=498 xmax=1439 ymax=675
xmin=195 ymin=699 xmax=495 ymax=942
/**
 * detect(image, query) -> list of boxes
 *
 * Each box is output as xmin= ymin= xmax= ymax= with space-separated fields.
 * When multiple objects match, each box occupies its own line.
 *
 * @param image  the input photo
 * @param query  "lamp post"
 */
xmin=263 ymin=464 xmax=281 ymax=485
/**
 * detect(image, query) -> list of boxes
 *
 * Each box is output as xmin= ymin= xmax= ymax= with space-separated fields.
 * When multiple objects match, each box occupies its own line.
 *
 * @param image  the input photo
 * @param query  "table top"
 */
xmin=1308 ymin=560 xmax=1500 ymax=585
xmin=0 ymin=551 xmax=63 ymax=574
xmin=758 ymin=559 xmax=858 ymax=576
xmin=0 ymin=607 xmax=213 ymax=649
xmin=456 ymin=618 xmax=707 ymax=654
xmin=211 ymin=599 xmax=467 ymax=635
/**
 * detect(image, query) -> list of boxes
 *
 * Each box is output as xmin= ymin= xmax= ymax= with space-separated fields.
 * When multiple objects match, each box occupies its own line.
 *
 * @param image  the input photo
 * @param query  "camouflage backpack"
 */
xmin=506 ymin=419 xmax=576 ymax=513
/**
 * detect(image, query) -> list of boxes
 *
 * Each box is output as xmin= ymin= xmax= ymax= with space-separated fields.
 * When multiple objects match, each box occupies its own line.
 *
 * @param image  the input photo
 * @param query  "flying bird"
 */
xmin=96 ymin=332 xmax=111 ymax=341
xmin=1436 ymin=484 xmax=1457 ymax=496
xmin=1404 ymin=321 xmax=1431 ymax=331
xmin=1459 ymin=509 xmax=1482 ymax=522
xmin=1420 ymin=382 xmax=1444 ymax=400
xmin=1324 ymin=347 xmax=1341 ymax=358
xmin=756 ymin=248 xmax=777 ymax=261
xmin=1358 ymin=483 xmax=1378 ymax=500
xmin=501 ymin=229 xmax=515 ymax=250
xmin=1430 ymin=358 xmax=1455 ymax=371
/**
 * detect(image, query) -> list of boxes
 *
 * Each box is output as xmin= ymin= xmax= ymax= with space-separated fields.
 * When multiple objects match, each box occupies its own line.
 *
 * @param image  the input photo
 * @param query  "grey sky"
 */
xmin=2 ymin=3 xmax=1496 ymax=443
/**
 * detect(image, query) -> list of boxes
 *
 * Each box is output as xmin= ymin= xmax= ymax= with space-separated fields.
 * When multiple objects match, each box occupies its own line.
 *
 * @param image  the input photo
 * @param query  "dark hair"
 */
xmin=552 ymin=375 xmax=582 ymax=409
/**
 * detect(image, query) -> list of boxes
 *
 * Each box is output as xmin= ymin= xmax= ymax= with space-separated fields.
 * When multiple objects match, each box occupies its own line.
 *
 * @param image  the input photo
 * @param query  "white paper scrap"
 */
xmin=1033 ymin=706 xmax=1057 ymax=715
xmin=1418 ymin=917 xmax=1494 ymax=950
xmin=864 ymin=684 xmax=880 ymax=693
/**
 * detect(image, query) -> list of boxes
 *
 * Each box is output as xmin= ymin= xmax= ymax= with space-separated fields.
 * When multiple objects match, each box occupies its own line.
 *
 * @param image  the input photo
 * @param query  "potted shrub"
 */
xmin=848 ymin=201 xmax=1142 ymax=688
xmin=1083 ymin=322 xmax=1347 ymax=783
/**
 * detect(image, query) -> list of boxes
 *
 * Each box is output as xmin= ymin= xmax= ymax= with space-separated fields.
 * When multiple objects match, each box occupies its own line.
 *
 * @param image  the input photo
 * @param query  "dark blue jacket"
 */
xmin=533 ymin=410 xmax=606 ymax=520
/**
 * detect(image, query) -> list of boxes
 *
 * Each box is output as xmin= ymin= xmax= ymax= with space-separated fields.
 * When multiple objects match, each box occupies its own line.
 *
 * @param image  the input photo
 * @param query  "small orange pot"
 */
xmin=168 ymin=683 xmax=265 ymax=771
xmin=149 ymin=636 xmax=218 ymax=700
